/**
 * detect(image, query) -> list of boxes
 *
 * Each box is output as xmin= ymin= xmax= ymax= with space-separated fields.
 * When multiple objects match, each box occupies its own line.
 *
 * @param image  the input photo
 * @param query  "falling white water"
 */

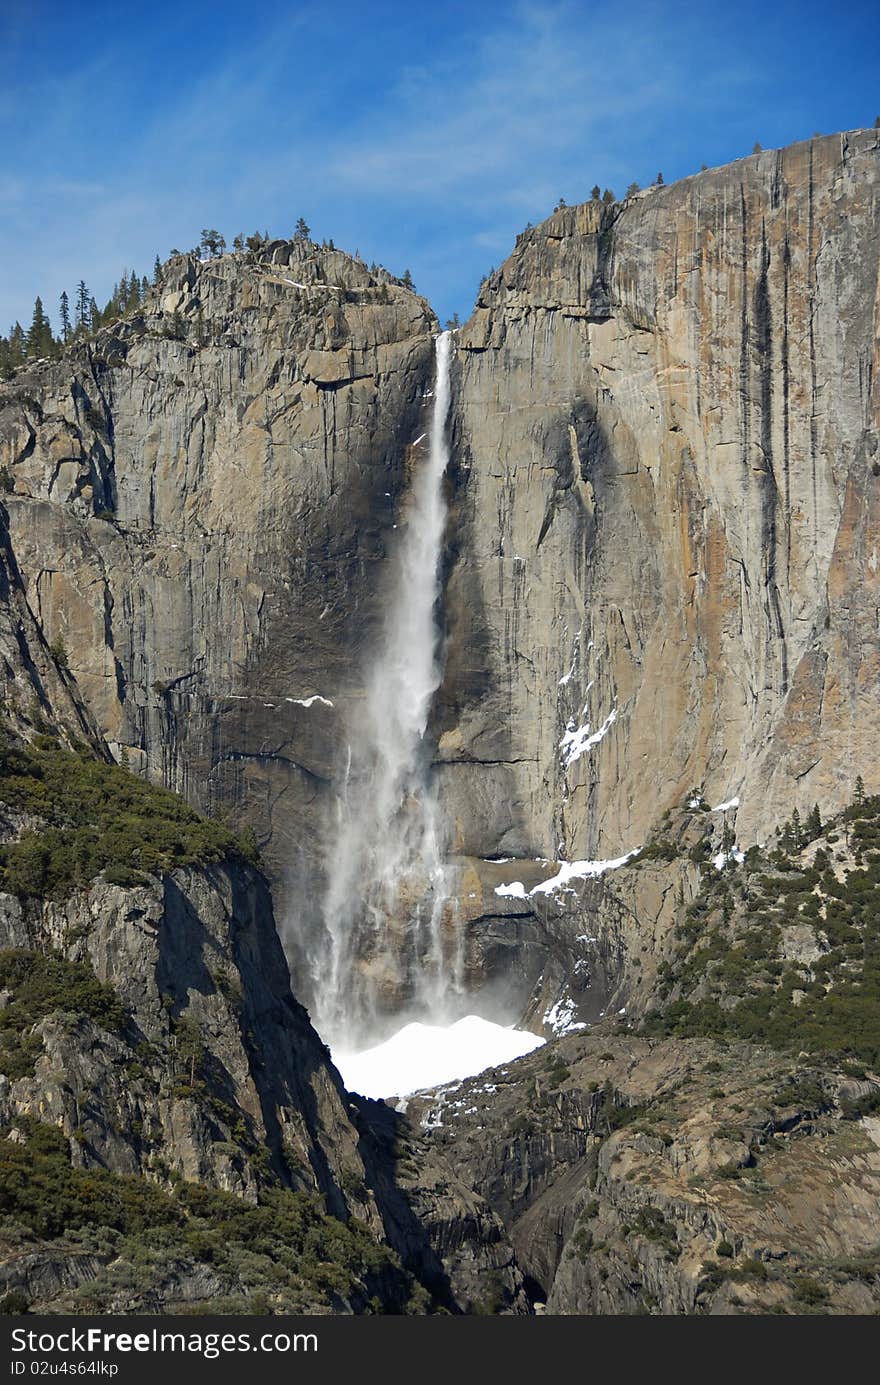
xmin=313 ymin=331 xmax=461 ymax=1051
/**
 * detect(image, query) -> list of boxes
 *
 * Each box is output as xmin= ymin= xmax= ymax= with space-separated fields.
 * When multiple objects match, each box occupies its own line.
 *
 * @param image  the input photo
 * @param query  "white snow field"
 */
xmin=333 ymin=1015 xmax=545 ymax=1100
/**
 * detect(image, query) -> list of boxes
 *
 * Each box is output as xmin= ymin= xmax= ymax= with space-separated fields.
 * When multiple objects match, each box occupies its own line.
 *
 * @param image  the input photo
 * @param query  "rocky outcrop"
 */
xmin=0 ymin=862 xmax=373 ymax=1215
xmin=407 ymin=1034 xmax=880 ymax=1314
xmin=0 ymin=854 xmax=526 ymax=1313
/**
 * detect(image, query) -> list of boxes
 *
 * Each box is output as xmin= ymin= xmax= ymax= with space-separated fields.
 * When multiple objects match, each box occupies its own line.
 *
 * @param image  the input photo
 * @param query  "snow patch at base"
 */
xmin=333 ymin=1015 xmax=545 ymax=1100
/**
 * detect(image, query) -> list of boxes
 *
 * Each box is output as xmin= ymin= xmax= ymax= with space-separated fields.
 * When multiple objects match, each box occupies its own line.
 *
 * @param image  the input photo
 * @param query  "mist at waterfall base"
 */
xmin=308 ymin=331 xmax=543 ymax=1098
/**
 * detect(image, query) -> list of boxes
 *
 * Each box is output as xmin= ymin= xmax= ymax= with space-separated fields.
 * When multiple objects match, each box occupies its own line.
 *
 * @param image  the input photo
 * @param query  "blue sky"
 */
xmin=1 ymin=0 xmax=877 ymax=331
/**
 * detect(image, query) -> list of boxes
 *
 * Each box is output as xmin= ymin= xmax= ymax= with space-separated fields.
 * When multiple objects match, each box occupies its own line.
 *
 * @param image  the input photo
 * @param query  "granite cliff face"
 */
xmin=442 ymin=127 xmax=879 ymax=868
xmin=0 ymin=861 xmax=365 ymax=1205
xmin=433 ymin=128 xmax=879 ymax=1025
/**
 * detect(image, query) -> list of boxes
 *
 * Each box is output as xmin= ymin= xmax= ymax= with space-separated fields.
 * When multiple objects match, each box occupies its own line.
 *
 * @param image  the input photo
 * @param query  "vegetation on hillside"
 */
xmin=0 ymin=949 xmax=126 ymax=1078
xmin=0 ymin=1120 xmax=422 ymax=1314
xmin=642 ymin=789 xmax=880 ymax=1068
xmin=0 ymin=731 xmax=258 ymax=899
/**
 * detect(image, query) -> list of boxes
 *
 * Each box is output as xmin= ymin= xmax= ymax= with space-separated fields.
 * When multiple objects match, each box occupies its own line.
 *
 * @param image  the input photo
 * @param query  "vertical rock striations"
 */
xmin=443 ymin=129 xmax=880 ymax=873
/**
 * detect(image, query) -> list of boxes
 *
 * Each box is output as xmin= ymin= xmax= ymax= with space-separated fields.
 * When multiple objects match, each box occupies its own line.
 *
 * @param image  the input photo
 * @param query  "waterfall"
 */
xmin=314 ymin=330 xmax=461 ymax=1052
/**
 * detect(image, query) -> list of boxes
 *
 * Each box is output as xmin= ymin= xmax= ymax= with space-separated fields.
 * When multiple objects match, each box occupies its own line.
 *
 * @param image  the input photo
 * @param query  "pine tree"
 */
xmin=626 ymin=182 xmax=640 ymax=197
xmin=294 ymin=217 xmax=311 ymax=241
xmin=855 ymin=774 xmax=865 ymax=805
xmin=59 ymin=291 xmax=71 ymax=343
xmin=0 ymin=326 xmax=25 ymax=380
xmin=656 ymin=171 xmax=664 ymax=185
xmin=232 ymin=234 xmax=244 ymax=253
xmin=75 ymin=281 xmax=90 ymax=334
xmin=591 ymin=185 xmax=601 ymax=200
xmin=752 ymin=141 xmax=762 ymax=154
xmin=401 ymin=268 xmax=414 ymax=290
xmin=26 ymin=297 xmax=53 ymax=359
xmin=806 ymin=803 xmax=822 ymax=840
xmin=791 ymin=807 xmax=802 ymax=849
xmin=200 ymin=229 xmax=225 ymax=257
xmin=602 ymin=187 xmax=615 ymax=203
xmin=10 ymin=323 xmax=25 ymax=366
xmin=88 ymin=297 xmax=99 ymax=330
xmin=153 ymin=254 xmax=162 ymax=284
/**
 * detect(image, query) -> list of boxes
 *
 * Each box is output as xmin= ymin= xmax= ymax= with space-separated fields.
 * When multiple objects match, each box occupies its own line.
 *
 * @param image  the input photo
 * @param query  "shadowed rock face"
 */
xmin=0 ymin=504 xmax=103 ymax=752
xmin=0 ymin=862 xmax=370 ymax=1213
xmin=440 ymin=128 xmax=880 ymax=875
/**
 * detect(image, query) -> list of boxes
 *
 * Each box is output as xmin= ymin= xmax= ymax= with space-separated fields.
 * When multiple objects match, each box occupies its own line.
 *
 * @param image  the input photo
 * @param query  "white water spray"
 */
xmin=314 ymin=331 xmax=461 ymax=1050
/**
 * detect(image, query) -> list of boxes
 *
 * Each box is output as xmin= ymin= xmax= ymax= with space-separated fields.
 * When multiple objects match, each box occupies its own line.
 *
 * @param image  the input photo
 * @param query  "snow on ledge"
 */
xmin=495 ymin=850 xmax=639 ymax=900
xmin=333 ymin=1016 xmax=545 ymax=1100
xmin=559 ymin=706 xmax=617 ymax=769
xmin=543 ymin=996 xmax=587 ymax=1036
xmin=285 ymin=694 xmax=334 ymax=708
xmin=712 ymin=847 xmax=745 ymax=870
xmin=712 ymin=796 xmax=740 ymax=812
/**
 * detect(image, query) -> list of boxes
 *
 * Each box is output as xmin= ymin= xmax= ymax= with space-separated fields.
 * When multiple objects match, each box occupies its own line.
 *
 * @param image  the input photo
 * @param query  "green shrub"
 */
xmin=0 ymin=948 xmax=126 ymax=1077
xmin=0 ymin=1289 xmax=30 ymax=1314
xmin=625 ymin=1206 xmax=680 ymax=1259
xmin=0 ymin=735 xmax=255 ymax=899
xmin=792 ymin=1275 xmax=828 ymax=1305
